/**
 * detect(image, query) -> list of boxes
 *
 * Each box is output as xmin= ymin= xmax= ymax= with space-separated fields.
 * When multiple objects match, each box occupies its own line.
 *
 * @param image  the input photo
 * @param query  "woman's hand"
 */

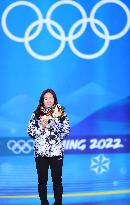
xmin=49 ymin=119 xmax=56 ymax=126
xmin=40 ymin=115 xmax=48 ymax=129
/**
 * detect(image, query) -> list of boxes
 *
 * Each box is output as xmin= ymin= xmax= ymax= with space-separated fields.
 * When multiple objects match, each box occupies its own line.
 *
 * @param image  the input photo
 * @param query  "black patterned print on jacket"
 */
xmin=27 ymin=108 xmax=70 ymax=157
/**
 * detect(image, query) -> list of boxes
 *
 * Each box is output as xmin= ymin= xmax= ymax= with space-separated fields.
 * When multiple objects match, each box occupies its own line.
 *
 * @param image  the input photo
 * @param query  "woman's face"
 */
xmin=43 ymin=92 xmax=54 ymax=108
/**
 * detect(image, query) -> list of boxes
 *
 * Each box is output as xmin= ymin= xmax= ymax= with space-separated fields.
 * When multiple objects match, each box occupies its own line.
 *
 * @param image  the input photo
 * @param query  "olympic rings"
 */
xmin=46 ymin=0 xmax=88 ymax=41
xmin=1 ymin=1 xmax=43 ymax=42
xmin=90 ymin=0 xmax=130 ymax=40
xmin=1 ymin=0 xmax=130 ymax=60
xmin=24 ymin=19 xmax=66 ymax=60
xmin=7 ymin=139 xmax=34 ymax=154
xmin=68 ymin=18 xmax=110 ymax=59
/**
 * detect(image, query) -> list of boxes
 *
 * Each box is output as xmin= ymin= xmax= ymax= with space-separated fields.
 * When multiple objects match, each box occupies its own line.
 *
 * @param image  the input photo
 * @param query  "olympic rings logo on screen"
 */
xmin=7 ymin=139 xmax=34 ymax=154
xmin=1 ymin=0 xmax=130 ymax=60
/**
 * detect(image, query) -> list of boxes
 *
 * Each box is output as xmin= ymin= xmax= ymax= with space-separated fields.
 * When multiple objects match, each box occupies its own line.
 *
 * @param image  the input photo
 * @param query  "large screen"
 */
xmin=0 ymin=0 xmax=130 ymax=204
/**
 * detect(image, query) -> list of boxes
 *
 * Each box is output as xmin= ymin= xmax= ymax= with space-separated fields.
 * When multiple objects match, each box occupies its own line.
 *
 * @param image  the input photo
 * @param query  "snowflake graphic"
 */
xmin=90 ymin=154 xmax=111 ymax=174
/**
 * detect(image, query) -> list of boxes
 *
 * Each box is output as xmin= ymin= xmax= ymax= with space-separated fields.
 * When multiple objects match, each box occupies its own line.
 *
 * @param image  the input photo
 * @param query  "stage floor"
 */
xmin=0 ymin=154 xmax=130 ymax=205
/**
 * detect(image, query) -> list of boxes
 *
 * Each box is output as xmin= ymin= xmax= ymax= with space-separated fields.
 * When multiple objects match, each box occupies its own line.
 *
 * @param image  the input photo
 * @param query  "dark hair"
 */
xmin=34 ymin=89 xmax=58 ymax=119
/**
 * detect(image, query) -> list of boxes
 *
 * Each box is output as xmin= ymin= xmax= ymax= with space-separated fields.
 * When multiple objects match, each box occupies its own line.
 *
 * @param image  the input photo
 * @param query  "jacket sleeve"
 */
xmin=27 ymin=113 xmax=43 ymax=139
xmin=54 ymin=113 xmax=70 ymax=140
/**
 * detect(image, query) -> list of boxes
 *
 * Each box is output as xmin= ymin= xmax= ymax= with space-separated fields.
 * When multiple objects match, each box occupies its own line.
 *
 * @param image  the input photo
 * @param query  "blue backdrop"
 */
xmin=0 ymin=0 xmax=130 ymax=204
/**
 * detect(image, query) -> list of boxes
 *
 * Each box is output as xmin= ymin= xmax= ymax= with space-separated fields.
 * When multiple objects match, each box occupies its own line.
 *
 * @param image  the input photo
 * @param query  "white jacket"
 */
xmin=27 ymin=109 xmax=70 ymax=157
